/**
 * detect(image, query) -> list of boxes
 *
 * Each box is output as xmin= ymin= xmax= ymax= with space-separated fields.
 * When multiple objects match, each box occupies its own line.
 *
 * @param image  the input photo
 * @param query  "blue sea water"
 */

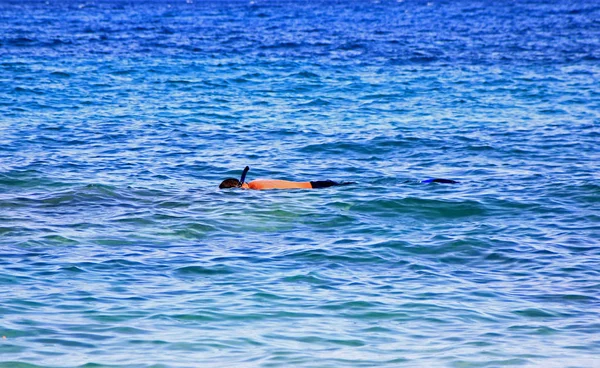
xmin=1 ymin=0 xmax=600 ymax=366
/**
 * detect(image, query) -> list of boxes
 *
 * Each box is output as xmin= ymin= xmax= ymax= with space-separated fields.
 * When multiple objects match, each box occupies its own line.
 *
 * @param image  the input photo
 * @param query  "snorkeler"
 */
xmin=219 ymin=166 xmax=353 ymax=190
xmin=219 ymin=167 xmax=457 ymax=190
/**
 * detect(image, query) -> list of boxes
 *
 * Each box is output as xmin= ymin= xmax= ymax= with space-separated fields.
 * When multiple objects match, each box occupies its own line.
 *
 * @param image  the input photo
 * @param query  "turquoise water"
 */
xmin=1 ymin=0 xmax=600 ymax=367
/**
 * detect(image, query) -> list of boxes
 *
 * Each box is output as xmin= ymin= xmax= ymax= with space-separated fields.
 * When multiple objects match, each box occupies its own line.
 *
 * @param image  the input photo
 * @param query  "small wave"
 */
xmin=296 ymin=98 xmax=331 ymax=107
xmin=6 ymin=37 xmax=35 ymax=46
xmin=290 ymin=71 xmax=320 ymax=79
xmin=484 ymin=251 xmax=536 ymax=265
xmin=336 ymin=42 xmax=366 ymax=51
xmin=409 ymin=55 xmax=440 ymax=63
xmin=59 ymin=266 xmax=86 ymax=273
xmin=358 ymin=93 xmax=404 ymax=101
xmin=282 ymin=273 xmax=331 ymax=285
xmin=41 ymin=235 xmax=79 ymax=245
xmin=513 ymin=308 xmax=559 ymax=318
xmin=174 ymin=265 xmax=236 ymax=276
xmin=259 ymin=42 xmax=302 ymax=50
xmin=387 ymin=53 xmax=440 ymax=65
xmin=166 ymin=79 xmax=192 ymax=84
xmin=276 ymin=248 xmax=387 ymax=264
xmin=298 ymin=138 xmax=410 ymax=156
xmin=13 ymin=86 xmax=44 ymax=95
xmin=50 ymin=71 xmax=71 ymax=77
xmin=50 ymin=38 xmax=73 ymax=46
xmin=110 ymin=69 xmax=136 ymax=76
xmin=351 ymin=197 xmax=486 ymax=218
xmin=319 ymin=300 xmax=384 ymax=311
xmin=169 ymin=223 xmax=218 ymax=239
xmin=32 ymin=338 xmax=96 ymax=349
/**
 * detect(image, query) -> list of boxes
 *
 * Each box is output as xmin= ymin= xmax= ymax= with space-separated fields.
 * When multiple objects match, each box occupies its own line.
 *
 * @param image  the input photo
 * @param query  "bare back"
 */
xmin=247 ymin=179 xmax=312 ymax=190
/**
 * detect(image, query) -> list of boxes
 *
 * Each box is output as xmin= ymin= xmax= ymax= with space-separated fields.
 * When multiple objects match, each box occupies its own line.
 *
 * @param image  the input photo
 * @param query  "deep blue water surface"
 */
xmin=1 ymin=0 xmax=600 ymax=367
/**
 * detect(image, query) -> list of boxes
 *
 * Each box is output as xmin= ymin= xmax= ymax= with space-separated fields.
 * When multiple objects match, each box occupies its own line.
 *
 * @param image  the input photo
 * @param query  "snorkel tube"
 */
xmin=238 ymin=166 xmax=250 ymax=187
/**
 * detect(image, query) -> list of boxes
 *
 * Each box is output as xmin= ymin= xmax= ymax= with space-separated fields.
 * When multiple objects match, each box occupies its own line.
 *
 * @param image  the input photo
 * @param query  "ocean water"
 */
xmin=1 ymin=0 xmax=600 ymax=366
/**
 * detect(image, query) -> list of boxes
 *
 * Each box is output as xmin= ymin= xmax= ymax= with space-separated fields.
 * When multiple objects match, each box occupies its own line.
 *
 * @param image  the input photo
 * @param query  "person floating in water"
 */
xmin=219 ymin=166 xmax=353 ymax=190
xmin=219 ymin=166 xmax=457 ymax=190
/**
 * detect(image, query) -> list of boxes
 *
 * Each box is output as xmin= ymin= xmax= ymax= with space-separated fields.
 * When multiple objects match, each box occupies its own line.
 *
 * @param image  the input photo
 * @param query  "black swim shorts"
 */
xmin=310 ymin=180 xmax=354 ymax=188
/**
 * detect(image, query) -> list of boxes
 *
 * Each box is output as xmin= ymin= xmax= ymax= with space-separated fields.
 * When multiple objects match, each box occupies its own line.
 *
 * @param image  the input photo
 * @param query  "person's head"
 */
xmin=219 ymin=178 xmax=241 ymax=189
xmin=220 ymin=166 xmax=250 ymax=189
